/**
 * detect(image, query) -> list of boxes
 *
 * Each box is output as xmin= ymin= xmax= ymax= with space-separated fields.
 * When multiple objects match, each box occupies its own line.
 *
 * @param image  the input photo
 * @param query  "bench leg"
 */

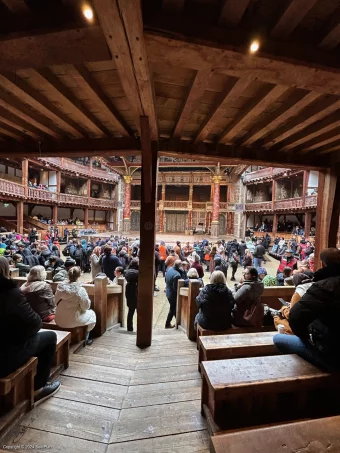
xmin=63 ymin=340 xmax=70 ymax=370
xmin=201 ymin=375 xmax=209 ymax=416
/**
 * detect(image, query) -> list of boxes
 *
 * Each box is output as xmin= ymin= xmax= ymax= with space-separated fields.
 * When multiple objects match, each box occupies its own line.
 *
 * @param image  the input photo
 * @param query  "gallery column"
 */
xmin=123 ymin=175 xmax=132 ymax=233
xmin=159 ymin=183 xmax=166 ymax=233
xmin=210 ymin=175 xmax=222 ymax=238
xmin=17 ymin=201 xmax=24 ymax=234
xmin=188 ymin=184 xmax=193 ymax=231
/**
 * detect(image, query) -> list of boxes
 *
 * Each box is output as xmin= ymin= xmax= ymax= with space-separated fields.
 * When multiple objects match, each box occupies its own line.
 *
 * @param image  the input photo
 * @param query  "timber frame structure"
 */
xmin=0 ymin=0 xmax=339 ymax=346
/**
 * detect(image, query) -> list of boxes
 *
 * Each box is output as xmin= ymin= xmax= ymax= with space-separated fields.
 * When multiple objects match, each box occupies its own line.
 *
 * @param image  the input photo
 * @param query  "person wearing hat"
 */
xmin=269 ymin=248 xmax=298 ymax=285
xmin=257 ymin=267 xmax=267 ymax=281
xmin=52 ymin=257 xmax=76 ymax=282
xmin=174 ymin=241 xmax=182 ymax=259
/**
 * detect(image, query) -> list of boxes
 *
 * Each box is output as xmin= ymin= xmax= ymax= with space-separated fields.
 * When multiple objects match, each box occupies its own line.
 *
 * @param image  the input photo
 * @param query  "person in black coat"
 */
xmin=0 ymin=256 xmax=60 ymax=405
xmin=165 ymin=260 xmax=183 ymax=328
xmin=102 ymin=246 xmax=122 ymax=281
xmin=195 ymin=270 xmax=234 ymax=330
xmin=273 ymin=248 xmax=340 ymax=371
xmin=125 ymin=258 xmax=139 ymax=332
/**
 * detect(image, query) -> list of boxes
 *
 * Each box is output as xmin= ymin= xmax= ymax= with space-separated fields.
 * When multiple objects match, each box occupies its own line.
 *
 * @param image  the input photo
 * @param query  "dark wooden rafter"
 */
xmin=69 ymin=64 xmax=133 ymax=137
xmin=162 ymin=0 xmax=185 ymax=13
xmin=319 ymin=7 xmax=340 ymax=50
xmin=0 ymin=26 xmax=111 ymax=73
xmin=263 ymin=99 xmax=340 ymax=148
xmin=301 ymin=131 xmax=340 ymax=154
xmin=219 ymin=84 xmax=289 ymax=144
xmin=0 ymin=106 xmax=43 ymax=140
xmin=270 ymin=0 xmax=318 ymax=39
xmin=0 ymin=87 xmax=63 ymax=139
xmin=1 ymin=0 xmax=30 ymax=13
xmin=0 ymin=73 xmax=85 ymax=139
xmin=194 ymin=77 xmax=251 ymax=143
xmin=94 ymin=0 xmax=158 ymax=140
xmin=0 ymin=122 xmax=26 ymax=141
xmin=241 ymin=92 xmax=322 ymax=146
xmin=34 ymin=68 xmax=112 ymax=137
xmin=219 ymin=0 xmax=251 ymax=27
xmin=172 ymin=68 xmax=215 ymax=139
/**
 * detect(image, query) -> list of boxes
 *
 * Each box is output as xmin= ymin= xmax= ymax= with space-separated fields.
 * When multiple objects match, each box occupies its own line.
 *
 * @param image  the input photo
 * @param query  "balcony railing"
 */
xmin=59 ymin=193 xmax=116 ymax=208
xmin=274 ymin=198 xmax=304 ymax=210
xmin=305 ymin=195 xmax=317 ymax=207
xmin=163 ymin=201 xmax=189 ymax=209
xmin=244 ymin=168 xmax=273 ymax=183
xmin=28 ymin=187 xmax=54 ymax=202
xmin=192 ymin=202 xmax=206 ymax=209
xmin=131 ymin=200 xmax=141 ymax=208
xmin=0 ymin=178 xmax=25 ymax=197
xmin=245 ymin=201 xmax=273 ymax=211
xmin=38 ymin=157 xmax=119 ymax=183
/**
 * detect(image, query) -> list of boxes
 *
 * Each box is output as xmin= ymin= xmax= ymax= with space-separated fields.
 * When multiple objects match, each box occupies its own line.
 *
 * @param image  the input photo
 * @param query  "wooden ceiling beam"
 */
xmin=241 ymin=91 xmax=322 ymax=146
xmin=0 ymin=137 xmax=140 ymax=157
xmin=0 ymin=26 xmax=111 ymax=72
xmin=0 ymin=87 xmax=63 ymax=140
xmin=319 ymin=24 xmax=340 ymax=50
xmin=159 ymin=141 xmax=329 ymax=170
xmin=162 ymin=0 xmax=185 ymax=13
xmin=194 ymin=77 xmax=251 ymax=143
xmin=270 ymin=0 xmax=318 ymax=39
xmin=0 ymin=122 xmax=26 ymax=141
xmin=301 ymin=133 xmax=340 ymax=154
xmin=219 ymin=0 xmax=251 ymax=28
xmin=0 ymin=106 xmax=44 ymax=140
xmin=0 ymin=73 xmax=85 ymax=139
xmin=69 ymin=64 xmax=133 ymax=137
xmin=219 ymin=85 xmax=289 ymax=144
xmin=144 ymin=26 xmax=340 ymax=96
xmin=34 ymin=68 xmax=112 ymax=138
xmin=262 ymin=99 xmax=340 ymax=148
xmin=2 ymin=0 xmax=30 ymax=13
xmin=172 ymin=68 xmax=214 ymax=139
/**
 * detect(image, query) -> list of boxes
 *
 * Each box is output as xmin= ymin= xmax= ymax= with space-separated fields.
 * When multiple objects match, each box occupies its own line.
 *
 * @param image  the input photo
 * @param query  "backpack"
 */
xmin=62 ymin=245 xmax=70 ymax=257
xmin=308 ymin=319 xmax=337 ymax=354
xmin=220 ymin=258 xmax=229 ymax=274
xmin=74 ymin=247 xmax=83 ymax=260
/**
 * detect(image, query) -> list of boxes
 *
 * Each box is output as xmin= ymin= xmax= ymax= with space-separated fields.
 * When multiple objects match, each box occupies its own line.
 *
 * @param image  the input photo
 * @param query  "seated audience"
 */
xmin=55 ymin=267 xmax=96 ymax=345
xmin=262 ymin=274 xmax=278 ymax=286
xmin=125 ymin=258 xmax=139 ymax=332
xmin=232 ymin=267 xmax=264 ymax=328
xmin=273 ymin=248 xmax=340 ymax=371
xmin=113 ymin=266 xmax=124 ymax=284
xmin=12 ymin=253 xmax=31 ymax=277
xmin=0 ymin=256 xmax=60 ymax=404
xmin=102 ymin=246 xmax=121 ymax=281
xmin=184 ymin=267 xmax=204 ymax=288
xmin=21 ymin=266 xmax=56 ymax=322
xmin=195 ymin=270 xmax=234 ymax=331
xmin=52 ymin=257 xmax=76 ymax=282
xmin=257 ymin=267 xmax=267 ymax=281
xmin=283 ymin=266 xmax=294 ymax=285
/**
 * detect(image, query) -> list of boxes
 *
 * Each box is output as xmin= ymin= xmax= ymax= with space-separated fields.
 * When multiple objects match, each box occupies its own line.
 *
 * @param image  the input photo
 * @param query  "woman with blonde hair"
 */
xmin=55 ymin=267 xmax=96 ymax=345
xmin=0 ymin=256 xmax=60 ymax=405
xmin=90 ymin=246 xmax=102 ymax=280
xmin=195 ymin=270 xmax=234 ymax=331
xmin=21 ymin=265 xmax=55 ymax=322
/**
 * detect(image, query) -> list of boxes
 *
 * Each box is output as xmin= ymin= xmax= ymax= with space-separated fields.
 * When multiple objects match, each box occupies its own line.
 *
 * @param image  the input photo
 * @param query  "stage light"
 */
xmin=250 ymin=40 xmax=260 ymax=53
xmin=83 ymin=6 xmax=93 ymax=21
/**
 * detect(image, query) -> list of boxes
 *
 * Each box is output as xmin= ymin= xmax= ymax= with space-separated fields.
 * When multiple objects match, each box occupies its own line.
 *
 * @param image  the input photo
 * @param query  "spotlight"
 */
xmin=250 ymin=40 xmax=260 ymax=53
xmin=83 ymin=6 xmax=94 ymax=21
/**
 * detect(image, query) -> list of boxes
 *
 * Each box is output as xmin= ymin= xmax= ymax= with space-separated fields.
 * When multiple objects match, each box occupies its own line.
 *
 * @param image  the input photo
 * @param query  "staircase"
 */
xmin=24 ymin=216 xmax=48 ymax=231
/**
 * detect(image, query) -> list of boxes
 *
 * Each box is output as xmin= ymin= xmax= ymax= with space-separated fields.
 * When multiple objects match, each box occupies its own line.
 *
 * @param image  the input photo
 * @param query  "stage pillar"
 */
xmin=211 ymin=175 xmax=222 ymax=238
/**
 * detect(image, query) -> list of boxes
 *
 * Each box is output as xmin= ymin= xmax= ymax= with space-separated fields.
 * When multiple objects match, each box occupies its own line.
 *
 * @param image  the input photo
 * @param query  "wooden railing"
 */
xmin=59 ymin=193 xmax=116 ymax=208
xmin=163 ymin=200 xmax=189 ymax=208
xmin=274 ymin=198 xmax=303 ymax=210
xmin=0 ymin=178 xmax=25 ymax=197
xmin=131 ymin=200 xmax=141 ymax=208
xmin=244 ymin=167 xmax=274 ymax=182
xmin=28 ymin=187 xmax=54 ymax=202
xmin=305 ymin=195 xmax=317 ymax=207
xmin=245 ymin=201 xmax=272 ymax=211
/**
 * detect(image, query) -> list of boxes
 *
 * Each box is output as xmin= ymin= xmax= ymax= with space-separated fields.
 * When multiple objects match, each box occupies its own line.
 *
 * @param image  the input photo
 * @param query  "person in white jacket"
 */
xmin=55 ymin=267 xmax=96 ymax=345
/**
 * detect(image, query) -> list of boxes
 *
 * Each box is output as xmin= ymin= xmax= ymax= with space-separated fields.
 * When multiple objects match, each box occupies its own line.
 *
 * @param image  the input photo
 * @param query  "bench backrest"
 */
xmin=176 ymin=279 xmax=201 ymax=341
xmin=262 ymin=285 xmax=295 ymax=310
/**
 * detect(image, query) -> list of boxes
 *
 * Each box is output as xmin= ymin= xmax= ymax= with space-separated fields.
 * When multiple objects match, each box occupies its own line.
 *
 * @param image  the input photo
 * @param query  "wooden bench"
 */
xmin=198 ymin=331 xmax=278 ymax=371
xmin=9 ymin=267 xmax=19 ymax=278
xmin=262 ymin=285 xmax=295 ymax=310
xmin=0 ymin=357 xmax=37 ymax=438
xmin=201 ymin=354 xmax=340 ymax=434
xmin=40 ymin=329 xmax=71 ymax=379
xmin=211 ymin=416 xmax=340 ymax=453
xmin=176 ymin=279 xmax=201 ymax=341
xmin=42 ymin=320 xmax=87 ymax=352
xmin=13 ymin=275 xmax=126 ymax=338
xmin=196 ymin=323 xmax=275 ymax=349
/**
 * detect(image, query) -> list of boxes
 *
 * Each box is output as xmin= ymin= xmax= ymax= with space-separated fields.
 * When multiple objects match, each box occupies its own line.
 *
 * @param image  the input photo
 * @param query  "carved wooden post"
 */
xmin=93 ymin=276 xmax=108 ymax=337
xmin=123 ymin=175 xmax=132 ymax=233
xmin=176 ymin=279 xmax=185 ymax=329
xmin=117 ymin=276 xmax=126 ymax=327
xmin=84 ymin=207 xmax=89 ymax=228
xmin=17 ymin=200 xmax=24 ymax=233
xmin=211 ymin=175 xmax=222 ymax=238
xmin=304 ymin=211 xmax=312 ymax=238
xmin=188 ymin=279 xmax=201 ymax=341
xmin=52 ymin=205 xmax=58 ymax=225
xmin=137 ymin=117 xmax=159 ymax=348
xmin=22 ymin=158 xmax=28 ymax=197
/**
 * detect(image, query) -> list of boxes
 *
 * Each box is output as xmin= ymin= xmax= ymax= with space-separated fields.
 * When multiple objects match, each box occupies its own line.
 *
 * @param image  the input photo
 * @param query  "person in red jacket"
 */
xmin=269 ymin=249 xmax=298 ymax=285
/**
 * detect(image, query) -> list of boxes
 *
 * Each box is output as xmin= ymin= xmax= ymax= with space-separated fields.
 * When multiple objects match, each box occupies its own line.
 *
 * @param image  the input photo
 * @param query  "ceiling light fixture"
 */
xmin=250 ymin=40 xmax=260 ymax=53
xmin=83 ymin=6 xmax=94 ymax=21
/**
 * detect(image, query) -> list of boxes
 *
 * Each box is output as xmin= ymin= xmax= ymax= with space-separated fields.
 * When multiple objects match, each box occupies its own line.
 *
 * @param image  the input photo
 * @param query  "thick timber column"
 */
xmin=22 ymin=159 xmax=28 ymax=196
xmin=188 ymin=184 xmax=193 ymax=231
xmin=314 ymin=168 xmax=339 ymax=270
xmin=84 ymin=207 xmax=89 ymax=228
xmin=210 ymin=175 xmax=222 ymax=238
xmin=17 ymin=201 xmax=24 ymax=234
xmin=123 ymin=175 xmax=132 ymax=233
xmin=52 ymin=205 xmax=58 ymax=225
xmin=137 ymin=117 xmax=159 ymax=348
xmin=304 ymin=211 xmax=312 ymax=238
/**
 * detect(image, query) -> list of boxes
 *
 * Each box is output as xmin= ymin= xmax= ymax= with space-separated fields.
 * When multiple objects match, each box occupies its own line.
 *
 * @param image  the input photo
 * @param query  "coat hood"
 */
xmin=21 ymin=280 xmax=47 ymax=294
xmin=205 ymin=283 xmax=230 ymax=296
xmin=55 ymin=281 xmax=83 ymax=299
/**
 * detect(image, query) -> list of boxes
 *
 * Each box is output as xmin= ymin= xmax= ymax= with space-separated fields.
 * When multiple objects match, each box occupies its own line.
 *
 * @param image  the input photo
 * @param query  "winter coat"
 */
xmin=125 ymin=268 xmax=139 ymax=309
xmin=191 ymin=261 xmax=204 ymax=278
xmin=118 ymin=251 xmax=130 ymax=270
xmin=0 ymin=276 xmax=41 ymax=347
xmin=102 ymin=254 xmax=121 ymax=281
xmin=196 ymin=283 xmax=234 ymax=330
xmin=289 ymin=264 xmax=340 ymax=342
xmin=21 ymin=280 xmax=55 ymax=321
xmin=90 ymin=254 xmax=102 ymax=280
xmin=165 ymin=266 xmax=182 ymax=300
xmin=232 ymin=280 xmax=264 ymax=328
xmin=253 ymin=244 xmax=266 ymax=259
xmin=15 ymin=261 xmax=31 ymax=277
xmin=53 ymin=266 xmax=68 ymax=282
xmin=39 ymin=249 xmax=51 ymax=267
xmin=55 ymin=281 xmax=96 ymax=328
xmin=21 ymin=248 xmax=37 ymax=267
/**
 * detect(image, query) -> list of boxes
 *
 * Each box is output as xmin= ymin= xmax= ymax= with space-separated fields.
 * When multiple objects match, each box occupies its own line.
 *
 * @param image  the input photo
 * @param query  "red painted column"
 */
xmin=123 ymin=175 xmax=132 ymax=233
xmin=211 ymin=175 xmax=222 ymax=237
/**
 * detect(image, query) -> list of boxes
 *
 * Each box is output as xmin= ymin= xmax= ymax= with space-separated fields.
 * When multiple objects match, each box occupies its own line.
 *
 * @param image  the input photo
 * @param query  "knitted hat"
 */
xmin=64 ymin=257 xmax=76 ymax=268
xmin=257 ymin=267 xmax=267 ymax=276
xmin=262 ymin=275 xmax=277 ymax=287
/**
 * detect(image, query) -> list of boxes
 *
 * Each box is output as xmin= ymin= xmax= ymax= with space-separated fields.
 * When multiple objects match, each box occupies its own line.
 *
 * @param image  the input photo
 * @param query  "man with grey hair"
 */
xmin=191 ymin=253 xmax=204 ymax=278
xmin=165 ymin=259 xmax=183 ymax=328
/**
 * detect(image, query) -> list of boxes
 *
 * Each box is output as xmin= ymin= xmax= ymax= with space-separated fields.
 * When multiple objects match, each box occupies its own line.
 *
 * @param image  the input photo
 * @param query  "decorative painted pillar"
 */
xmin=158 ymin=183 xmax=166 ymax=233
xmin=272 ymin=179 xmax=276 ymax=210
xmin=56 ymin=171 xmax=61 ymax=194
xmin=22 ymin=158 xmax=28 ymax=196
xmin=188 ymin=184 xmax=193 ymax=231
xmin=210 ymin=175 xmax=222 ymax=237
xmin=123 ymin=175 xmax=132 ymax=232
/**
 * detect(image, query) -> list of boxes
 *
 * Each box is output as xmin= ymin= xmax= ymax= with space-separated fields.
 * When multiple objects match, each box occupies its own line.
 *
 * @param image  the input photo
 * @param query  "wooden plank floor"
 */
xmin=3 ymin=328 xmax=209 ymax=453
